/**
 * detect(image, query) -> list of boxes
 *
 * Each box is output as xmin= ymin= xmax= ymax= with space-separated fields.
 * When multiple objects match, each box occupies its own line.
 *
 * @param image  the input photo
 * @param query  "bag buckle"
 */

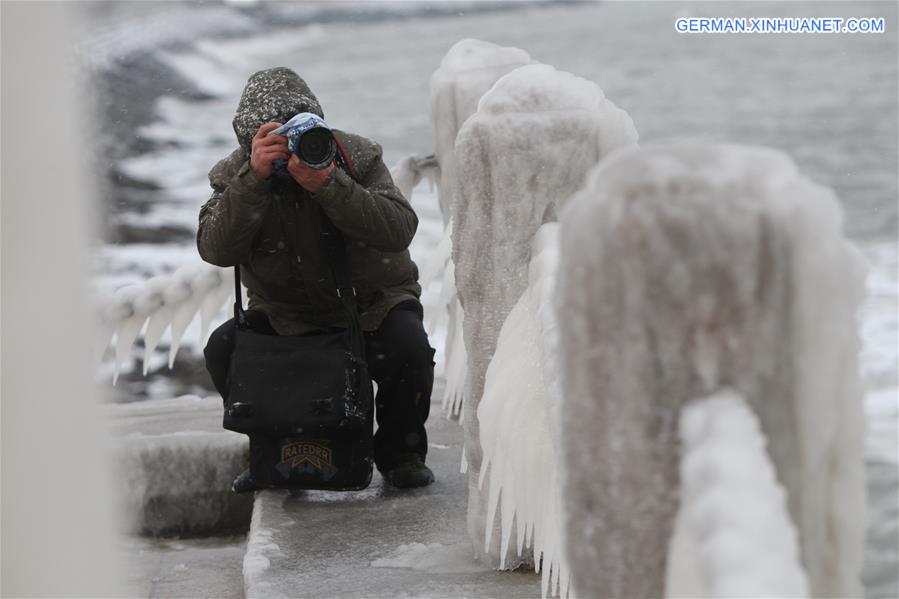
xmin=336 ymin=286 xmax=356 ymax=298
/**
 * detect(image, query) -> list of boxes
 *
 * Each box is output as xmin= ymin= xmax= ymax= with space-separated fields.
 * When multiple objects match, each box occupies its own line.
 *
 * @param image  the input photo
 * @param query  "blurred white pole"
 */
xmin=1 ymin=2 xmax=125 ymax=596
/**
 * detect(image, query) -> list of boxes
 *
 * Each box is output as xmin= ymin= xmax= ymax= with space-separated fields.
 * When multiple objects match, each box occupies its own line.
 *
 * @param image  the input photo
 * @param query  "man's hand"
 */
xmin=249 ymin=122 xmax=289 ymax=179
xmin=287 ymin=153 xmax=335 ymax=194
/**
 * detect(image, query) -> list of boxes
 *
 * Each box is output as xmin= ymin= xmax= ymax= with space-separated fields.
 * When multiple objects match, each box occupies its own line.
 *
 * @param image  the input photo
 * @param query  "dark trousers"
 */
xmin=203 ymin=300 xmax=435 ymax=472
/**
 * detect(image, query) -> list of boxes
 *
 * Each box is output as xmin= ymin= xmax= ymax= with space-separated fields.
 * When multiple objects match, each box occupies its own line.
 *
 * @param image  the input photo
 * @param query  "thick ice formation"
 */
xmin=555 ymin=142 xmax=866 ymax=598
xmin=452 ymin=62 xmax=637 ymax=569
xmin=477 ymin=223 xmax=569 ymax=597
xmin=115 ymin=429 xmax=249 ymax=535
xmin=107 ymin=385 xmax=249 ymax=539
xmin=440 ymin=280 xmax=467 ymax=419
xmin=421 ymin=224 xmax=467 ymax=419
xmin=429 ymin=38 xmax=532 ymax=224
xmin=424 ymin=39 xmax=532 ymax=424
xmin=419 ymin=224 xmax=454 ymax=293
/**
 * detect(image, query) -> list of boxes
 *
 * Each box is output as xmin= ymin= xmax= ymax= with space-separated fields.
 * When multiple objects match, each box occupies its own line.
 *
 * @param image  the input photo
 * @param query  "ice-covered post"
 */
xmin=427 ymin=39 xmax=532 ymax=418
xmin=556 ymin=143 xmax=867 ymax=598
xmin=452 ymin=63 xmax=637 ymax=568
xmin=429 ymin=38 xmax=531 ymax=224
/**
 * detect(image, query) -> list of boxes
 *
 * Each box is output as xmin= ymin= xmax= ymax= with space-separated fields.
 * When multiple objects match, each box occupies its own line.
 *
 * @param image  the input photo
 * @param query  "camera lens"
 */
xmin=298 ymin=128 xmax=336 ymax=168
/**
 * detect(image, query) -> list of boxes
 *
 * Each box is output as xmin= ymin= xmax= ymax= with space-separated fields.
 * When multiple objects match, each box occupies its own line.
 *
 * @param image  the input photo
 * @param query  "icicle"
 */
xmin=428 ymin=259 xmax=455 ymax=337
xmin=516 ymin=499 xmax=527 ymax=557
xmin=167 ymin=265 xmax=216 ymax=368
xmin=129 ymin=276 xmax=169 ymax=374
xmin=420 ymin=223 xmax=453 ymax=293
xmin=142 ymin=301 xmax=176 ymax=375
xmin=199 ymin=271 xmax=232 ymax=344
xmin=110 ymin=285 xmax=144 ymax=385
xmin=541 ymin=560 xmax=551 ymax=599
xmin=441 ymin=298 xmax=467 ymax=419
xmin=93 ymin=294 xmax=118 ymax=365
xmin=483 ymin=461 xmax=502 ymax=554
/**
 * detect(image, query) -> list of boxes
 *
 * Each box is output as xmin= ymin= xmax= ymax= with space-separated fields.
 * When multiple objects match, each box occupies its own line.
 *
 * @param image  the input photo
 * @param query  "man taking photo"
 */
xmin=199 ymin=67 xmax=435 ymax=490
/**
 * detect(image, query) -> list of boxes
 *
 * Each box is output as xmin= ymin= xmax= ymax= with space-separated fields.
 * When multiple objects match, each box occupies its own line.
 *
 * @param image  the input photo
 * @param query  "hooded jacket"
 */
xmin=197 ymin=67 xmax=422 ymax=334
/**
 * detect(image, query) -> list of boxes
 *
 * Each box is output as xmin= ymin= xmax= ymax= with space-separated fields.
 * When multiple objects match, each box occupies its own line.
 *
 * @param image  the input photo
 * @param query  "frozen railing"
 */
xmin=433 ymin=40 xmax=866 ymax=599
xmin=96 ymin=262 xmax=233 ymax=384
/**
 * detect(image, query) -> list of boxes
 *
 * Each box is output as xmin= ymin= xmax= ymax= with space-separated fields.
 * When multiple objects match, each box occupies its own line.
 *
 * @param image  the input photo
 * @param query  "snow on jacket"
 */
xmin=197 ymin=67 xmax=421 ymax=334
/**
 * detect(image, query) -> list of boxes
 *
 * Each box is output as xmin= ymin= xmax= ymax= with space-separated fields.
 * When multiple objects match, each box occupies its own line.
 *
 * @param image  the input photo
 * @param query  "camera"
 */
xmin=269 ymin=112 xmax=337 ymax=170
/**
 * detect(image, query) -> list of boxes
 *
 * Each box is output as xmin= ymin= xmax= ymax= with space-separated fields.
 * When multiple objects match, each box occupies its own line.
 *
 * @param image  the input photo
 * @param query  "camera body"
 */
xmin=269 ymin=112 xmax=337 ymax=170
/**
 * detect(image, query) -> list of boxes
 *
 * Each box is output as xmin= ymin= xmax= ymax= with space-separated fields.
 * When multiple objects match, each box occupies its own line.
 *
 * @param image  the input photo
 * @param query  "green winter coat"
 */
xmin=197 ymin=67 xmax=422 ymax=334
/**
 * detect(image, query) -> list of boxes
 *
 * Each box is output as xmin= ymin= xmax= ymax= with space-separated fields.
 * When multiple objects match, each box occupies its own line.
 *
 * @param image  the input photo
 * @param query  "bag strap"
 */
xmin=234 ymin=264 xmax=247 ymax=326
xmin=320 ymin=134 xmax=359 ymax=312
xmin=321 ymin=141 xmax=366 ymax=359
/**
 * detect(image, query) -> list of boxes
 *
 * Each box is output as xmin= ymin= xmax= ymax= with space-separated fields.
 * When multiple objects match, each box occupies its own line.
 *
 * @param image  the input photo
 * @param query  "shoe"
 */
xmin=231 ymin=468 xmax=261 ymax=494
xmin=383 ymin=455 xmax=435 ymax=488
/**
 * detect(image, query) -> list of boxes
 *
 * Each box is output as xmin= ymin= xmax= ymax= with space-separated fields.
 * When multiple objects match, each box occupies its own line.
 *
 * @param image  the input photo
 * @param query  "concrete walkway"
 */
xmin=244 ymin=383 xmax=542 ymax=599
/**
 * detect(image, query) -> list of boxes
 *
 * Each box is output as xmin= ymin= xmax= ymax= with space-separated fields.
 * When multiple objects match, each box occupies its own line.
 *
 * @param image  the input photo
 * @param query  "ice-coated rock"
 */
xmin=451 ymin=62 xmax=637 ymax=569
xmin=556 ymin=142 xmax=866 ymax=598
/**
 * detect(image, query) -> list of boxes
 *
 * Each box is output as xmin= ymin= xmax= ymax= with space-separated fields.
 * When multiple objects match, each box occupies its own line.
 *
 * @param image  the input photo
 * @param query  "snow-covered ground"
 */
xmin=84 ymin=1 xmax=897 ymax=596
